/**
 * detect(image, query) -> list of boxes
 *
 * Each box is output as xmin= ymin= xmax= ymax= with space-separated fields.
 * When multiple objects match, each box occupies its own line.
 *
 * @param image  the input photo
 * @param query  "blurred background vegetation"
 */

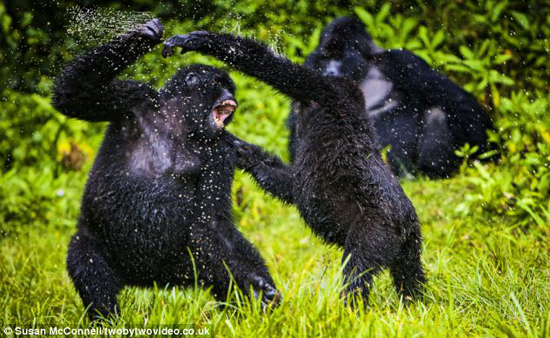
xmin=1 ymin=0 xmax=548 ymax=236
xmin=0 ymin=1 xmax=549 ymax=334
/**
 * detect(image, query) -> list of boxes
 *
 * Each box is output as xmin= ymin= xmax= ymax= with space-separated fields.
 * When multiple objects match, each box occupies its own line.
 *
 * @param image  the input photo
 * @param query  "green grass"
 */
xmin=1 ymin=139 xmax=549 ymax=336
xmin=1 ymin=20 xmax=549 ymax=337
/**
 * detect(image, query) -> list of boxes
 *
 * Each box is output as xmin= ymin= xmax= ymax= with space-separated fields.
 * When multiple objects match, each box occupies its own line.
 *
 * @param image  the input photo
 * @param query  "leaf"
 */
xmin=438 ymin=53 xmax=462 ymax=63
xmin=418 ymin=26 xmax=430 ymax=48
xmin=401 ymin=17 xmax=418 ymax=40
xmin=432 ymin=30 xmax=445 ymax=49
xmin=354 ymin=7 xmax=374 ymax=27
xmin=474 ymin=161 xmax=494 ymax=182
xmin=510 ymin=10 xmax=530 ymax=29
xmin=464 ymin=59 xmax=485 ymax=71
xmin=494 ymin=54 xmax=512 ymax=64
xmin=517 ymin=201 xmax=545 ymax=227
xmin=478 ymin=40 xmax=490 ymax=56
xmin=476 ymin=79 xmax=488 ymax=92
xmin=473 ymin=14 xmax=487 ymax=24
xmin=491 ymin=83 xmax=501 ymax=108
xmin=376 ymin=3 xmax=391 ymax=23
xmin=489 ymin=70 xmax=514 ymax=85
xmin=491 ymin=1 xmax=508 ymax=22
xmin=459 ymin=45 xmax=474 ymax=59
xmin=414 ymin=51 xmax=432 ymax=65
xmin=445 ymin=64 xmax=472 ymax=73
xmin=405 ymin=40 xmax=423 ymax=50
xmin=478 ymin=150 xmax=499 ymax=160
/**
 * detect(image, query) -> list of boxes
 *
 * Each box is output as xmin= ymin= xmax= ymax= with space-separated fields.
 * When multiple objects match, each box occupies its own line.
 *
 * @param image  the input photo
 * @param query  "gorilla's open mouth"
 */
xmin=212 ymin=100 xmax=237 ymax=129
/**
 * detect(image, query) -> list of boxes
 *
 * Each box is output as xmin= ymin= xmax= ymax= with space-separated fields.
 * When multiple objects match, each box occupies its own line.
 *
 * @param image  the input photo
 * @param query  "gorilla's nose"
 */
xmin=323 ymin=60 xmax=342 ymax=76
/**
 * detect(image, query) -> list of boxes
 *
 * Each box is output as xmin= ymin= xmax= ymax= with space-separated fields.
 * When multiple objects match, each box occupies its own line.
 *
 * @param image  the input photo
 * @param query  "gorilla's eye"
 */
xmin=185 ymin=73 xmax=198 ymax=85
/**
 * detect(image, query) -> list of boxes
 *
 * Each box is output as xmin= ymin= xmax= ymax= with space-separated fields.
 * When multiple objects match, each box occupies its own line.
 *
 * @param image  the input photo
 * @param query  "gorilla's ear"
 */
xmin=318 ymin=17 xmax=383 ymax=59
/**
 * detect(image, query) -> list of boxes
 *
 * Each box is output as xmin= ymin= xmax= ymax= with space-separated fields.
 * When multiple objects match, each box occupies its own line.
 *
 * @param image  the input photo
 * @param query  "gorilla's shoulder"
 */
xmin=382 ymin=49 xmax=431 ymax=69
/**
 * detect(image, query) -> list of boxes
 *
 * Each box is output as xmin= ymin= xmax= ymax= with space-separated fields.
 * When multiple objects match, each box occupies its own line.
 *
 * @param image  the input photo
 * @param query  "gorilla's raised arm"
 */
xmin=163 ymin=32 xmax=362 ymax=109
xmin=53 ymin=19 xmax=163 ymax=122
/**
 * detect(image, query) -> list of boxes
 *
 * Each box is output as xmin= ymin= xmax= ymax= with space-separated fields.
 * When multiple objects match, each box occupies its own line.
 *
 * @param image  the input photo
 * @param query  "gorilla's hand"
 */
xmin=231 ymin=136 xmax=263 ymax=170
xmin=228 ymin=133 xmax=295 ymax=204
xmin=248 ymin=274 xmax=282 ymax=308
xmin=133 ymin=18 xmax=164 ymax=44
xmin=162 ymin=31 xmax=213 ymax=58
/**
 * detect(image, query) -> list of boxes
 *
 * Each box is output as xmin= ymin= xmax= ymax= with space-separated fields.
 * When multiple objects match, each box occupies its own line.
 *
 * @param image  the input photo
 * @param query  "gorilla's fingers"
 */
xmin=161 ymin=44 xmax=172 ymax=58
xmin=135 ymin=18 xmax=164 ymax=43
xmin=162 ymin=36 xmax=191 ymax=57
xmin=150 ymin=18 xmax=162 ymax=31
xmin=145 ymin=26 xmax=157 ymax=38
xmin=162 ymin=35 xmax=185 ymax=58
xmin=162 ymin=32 xmax=213 ymax=58
xmin=249 ymin=275 xmax=282 ymax=307
xmin=261 ymin=283 xmax=282 ymax=307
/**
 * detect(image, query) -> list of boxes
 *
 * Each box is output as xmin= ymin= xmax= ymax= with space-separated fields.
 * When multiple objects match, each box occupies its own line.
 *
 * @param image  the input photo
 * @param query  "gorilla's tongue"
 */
xmin=213 ymin=100 xmax=237 ymax=129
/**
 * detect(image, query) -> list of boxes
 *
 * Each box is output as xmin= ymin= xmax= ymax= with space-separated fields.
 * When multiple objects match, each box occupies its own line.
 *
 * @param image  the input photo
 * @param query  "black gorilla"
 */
xmin=288 ymin=17 xmax=494 ymax=178
xmin=52 ymin=19 xmax=279 ymax=320
xmin=163 ymin=31 xmax=426 ymax=304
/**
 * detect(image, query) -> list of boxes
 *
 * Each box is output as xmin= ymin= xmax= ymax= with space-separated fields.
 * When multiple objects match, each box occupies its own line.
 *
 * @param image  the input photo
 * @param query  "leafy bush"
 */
xmin=1 ymin=1 xmax=547 ymax=235
xmin=1 ymin=2 xmax=549 ymax=335
xmin=456 ymin=93 xmax=549 ymax=231
xmin=348 ymin=2 xmax=550 ymax=231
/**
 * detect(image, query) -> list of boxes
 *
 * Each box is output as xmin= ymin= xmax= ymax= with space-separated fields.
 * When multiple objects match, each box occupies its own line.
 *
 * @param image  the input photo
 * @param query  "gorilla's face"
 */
xmin=305 ymin=49 xmax=369 ymax=82
xmin=304 ymin=17 xmax=383 ymax=83
xmin=162 ymin=65 xmax=237 ymax=138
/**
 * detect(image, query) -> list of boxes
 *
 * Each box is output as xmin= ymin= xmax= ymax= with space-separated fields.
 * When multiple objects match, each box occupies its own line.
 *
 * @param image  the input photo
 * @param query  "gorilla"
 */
xmin=163 ymin=31 xmax=426 ymax=304
xmin=288 ymin=17 xmax=495 ymax=178
xmin=52 ymin=19 xmax=279 ymax=320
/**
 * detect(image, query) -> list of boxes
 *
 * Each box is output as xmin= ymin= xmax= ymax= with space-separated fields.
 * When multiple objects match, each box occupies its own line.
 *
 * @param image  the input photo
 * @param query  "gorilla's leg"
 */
xmin=342 ymin=224 xmax=398 ymax=305
xmin=67 ymin=232 xmax=123 ymax=320
xmin=389 ymin=231 xmax=426 ymax=300
xmin=189 ymin=218 xmax=279 ymax=305
xmin=417 ymin=107 xmax=458 ymax=178
xmin=372 ymin=110 xmax=418 ymax=178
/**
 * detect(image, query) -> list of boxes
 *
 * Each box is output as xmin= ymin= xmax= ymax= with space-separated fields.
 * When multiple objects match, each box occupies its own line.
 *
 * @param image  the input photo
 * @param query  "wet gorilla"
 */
xmin=163 ymin=31 xmax=426 ymax=304
xmin=52 ymin=20 xmax=278 ymax=320
xmin=288 ymin=17 xmax=494 ymax=178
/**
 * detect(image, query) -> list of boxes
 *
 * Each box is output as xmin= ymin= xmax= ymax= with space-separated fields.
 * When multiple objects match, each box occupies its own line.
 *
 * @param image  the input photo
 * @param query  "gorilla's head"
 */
xmin=161 ymin=64 xmax=237 ymax=138
xmin=304 ymin=17 xmax=383 ymax=82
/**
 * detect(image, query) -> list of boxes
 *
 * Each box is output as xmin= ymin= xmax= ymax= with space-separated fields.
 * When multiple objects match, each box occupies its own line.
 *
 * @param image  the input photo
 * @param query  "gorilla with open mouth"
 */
xmin=163 ymin=30 xmax=426 ymax=305
xmin=52 ymin=19 xmax=279 ymax=320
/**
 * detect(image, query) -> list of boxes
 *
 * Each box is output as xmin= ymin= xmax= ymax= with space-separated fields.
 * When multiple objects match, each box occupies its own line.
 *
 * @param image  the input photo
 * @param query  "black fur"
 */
xmin=52 ymin=19 xmax=279 ymax=320
xmin=163 ymin=31 xmax=426 ymax=304
xmin=291 ymin=17 xmax=495 ymax=178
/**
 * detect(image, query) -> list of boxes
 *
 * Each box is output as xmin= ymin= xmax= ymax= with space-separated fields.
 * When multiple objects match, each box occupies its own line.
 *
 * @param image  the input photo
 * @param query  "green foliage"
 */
xmin=1 ymin=174 xmax=549 ymax=336
xmin=456 ymin=93 xmax=550 ymax=230
xmin=0 ymin=88 xmax=103 ymax=236
xmin=354 ymin=0 xmax=549 ymax=107
xmin=0 ymin=1 xmax=549 ymax=336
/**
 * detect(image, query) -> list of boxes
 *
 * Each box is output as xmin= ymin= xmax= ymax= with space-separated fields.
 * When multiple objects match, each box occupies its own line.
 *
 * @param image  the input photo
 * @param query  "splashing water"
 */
xmin=67 ymin=6 xmax=154 ymax=44
xmin=219 ymin=11 xmax=285 ymax=57
xmin=220 ymin=12 xmax=243 ymax=36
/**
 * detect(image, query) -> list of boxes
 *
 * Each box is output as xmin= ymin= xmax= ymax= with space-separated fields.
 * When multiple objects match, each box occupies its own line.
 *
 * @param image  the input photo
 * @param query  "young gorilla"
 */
xmin=52 ymin=19 xmax=279 ymax=320
xmin=163 ymin=31 xmax=426 ymax=304
xmin=288 ymin=17 xmax=494 ymax=178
